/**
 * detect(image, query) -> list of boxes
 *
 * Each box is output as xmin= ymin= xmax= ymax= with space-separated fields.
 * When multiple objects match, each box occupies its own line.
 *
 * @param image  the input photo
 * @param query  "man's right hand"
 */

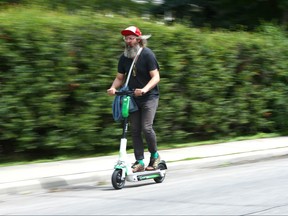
xmin=107 ymin=87 xmax=116 ymax=96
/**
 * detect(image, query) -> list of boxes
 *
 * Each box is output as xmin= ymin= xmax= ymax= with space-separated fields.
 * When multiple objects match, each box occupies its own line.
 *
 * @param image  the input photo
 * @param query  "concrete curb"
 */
xmin=1 ymin=146 xmax=288 ymax=195
xmin=169 ymin=146 xmax=288 ymax=169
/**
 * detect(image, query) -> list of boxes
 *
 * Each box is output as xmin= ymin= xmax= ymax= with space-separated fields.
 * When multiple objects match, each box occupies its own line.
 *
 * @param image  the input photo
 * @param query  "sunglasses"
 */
xmin=123 ymin=36 xmax=138 ymax=41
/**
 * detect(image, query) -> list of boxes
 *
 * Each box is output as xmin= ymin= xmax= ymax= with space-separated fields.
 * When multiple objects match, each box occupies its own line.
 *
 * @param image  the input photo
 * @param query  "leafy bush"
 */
xmin=1 ymin=7 xmax=288 ymax=159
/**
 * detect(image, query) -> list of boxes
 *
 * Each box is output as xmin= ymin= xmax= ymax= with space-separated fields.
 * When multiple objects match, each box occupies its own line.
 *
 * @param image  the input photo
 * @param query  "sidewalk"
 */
xmin=1 ymin=136 xmax=288 ymax=195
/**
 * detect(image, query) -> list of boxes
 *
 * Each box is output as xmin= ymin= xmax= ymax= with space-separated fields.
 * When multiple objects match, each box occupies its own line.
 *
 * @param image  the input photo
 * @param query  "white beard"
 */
xmin=124 ymin=44 xmax=141 ymax=59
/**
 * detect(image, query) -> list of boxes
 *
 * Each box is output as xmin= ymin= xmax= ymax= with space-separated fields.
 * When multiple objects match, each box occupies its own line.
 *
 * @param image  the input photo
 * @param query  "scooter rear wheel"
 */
xmin=111 ymin=169 xmax=125 ymax=189
xmin=154 ymin=163 xmax=166 ymax=183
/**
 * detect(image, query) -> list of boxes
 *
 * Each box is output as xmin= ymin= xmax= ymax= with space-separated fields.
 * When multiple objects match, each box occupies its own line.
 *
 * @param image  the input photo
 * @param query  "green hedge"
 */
xmin=1 ymin=7 xmax=288 ymax=158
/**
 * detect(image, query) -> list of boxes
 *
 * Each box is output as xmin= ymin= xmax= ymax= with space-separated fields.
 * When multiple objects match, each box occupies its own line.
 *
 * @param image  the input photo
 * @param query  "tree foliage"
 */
xmin=1 ymin=0 xmax=288 ymax=30
xmin=153 ymin=0 xmax=288 ymax=29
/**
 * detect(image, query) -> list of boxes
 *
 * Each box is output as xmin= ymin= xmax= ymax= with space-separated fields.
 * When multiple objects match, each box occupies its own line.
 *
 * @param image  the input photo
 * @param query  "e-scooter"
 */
xmin=111 ymin=90 xmax=167 ymax=190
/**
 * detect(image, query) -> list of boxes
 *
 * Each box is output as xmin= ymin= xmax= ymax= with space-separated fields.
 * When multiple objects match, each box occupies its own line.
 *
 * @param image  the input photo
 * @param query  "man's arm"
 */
xmin=134 ymin=69 xmax=160 ymax=97
xmin=107 ymin=73 xmax=125 ymax=96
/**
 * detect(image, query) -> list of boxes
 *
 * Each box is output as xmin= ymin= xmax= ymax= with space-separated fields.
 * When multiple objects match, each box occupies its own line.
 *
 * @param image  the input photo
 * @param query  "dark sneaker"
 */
xmin=145 ymin=155 xmax=161 ymax=171
xmin=131 ymin=161 xmax=144 ymax=173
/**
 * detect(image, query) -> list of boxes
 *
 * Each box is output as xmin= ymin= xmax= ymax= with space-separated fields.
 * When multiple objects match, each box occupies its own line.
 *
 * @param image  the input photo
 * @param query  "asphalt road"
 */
xmin=0 ymin=156 xmax=288 ymax=215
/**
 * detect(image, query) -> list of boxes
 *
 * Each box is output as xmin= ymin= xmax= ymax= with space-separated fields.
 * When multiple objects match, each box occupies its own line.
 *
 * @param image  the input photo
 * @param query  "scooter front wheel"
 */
xmin=111 ymin=169 xmax=125 ymax=189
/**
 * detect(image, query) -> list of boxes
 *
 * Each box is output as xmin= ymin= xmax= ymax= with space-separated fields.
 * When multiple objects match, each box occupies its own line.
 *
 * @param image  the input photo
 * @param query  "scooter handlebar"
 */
xmin=115 ymin=90 xmax=134 ymax=96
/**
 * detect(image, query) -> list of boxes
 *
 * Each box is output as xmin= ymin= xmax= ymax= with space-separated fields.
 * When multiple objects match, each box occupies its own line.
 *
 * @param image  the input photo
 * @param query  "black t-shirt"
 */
xmin=118 ymin=47 xmax=159 ymax=99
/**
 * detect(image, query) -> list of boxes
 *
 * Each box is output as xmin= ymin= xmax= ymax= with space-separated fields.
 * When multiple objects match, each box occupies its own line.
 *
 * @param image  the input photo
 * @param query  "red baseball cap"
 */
xmin=121 ymin=26 xmax=142 ymax=37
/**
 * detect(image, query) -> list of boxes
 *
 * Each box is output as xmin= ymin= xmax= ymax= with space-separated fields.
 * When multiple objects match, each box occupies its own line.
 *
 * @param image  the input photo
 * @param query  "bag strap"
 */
xmin=124 ymin=47 xmax=143 ymax=87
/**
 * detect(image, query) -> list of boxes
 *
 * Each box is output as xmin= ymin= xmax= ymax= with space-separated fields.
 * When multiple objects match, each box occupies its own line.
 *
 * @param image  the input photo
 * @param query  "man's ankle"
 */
xmin=151 ymin=152 xmax=159 ymax=159
xmin=137 ymin=159 xmax=144 ymax=166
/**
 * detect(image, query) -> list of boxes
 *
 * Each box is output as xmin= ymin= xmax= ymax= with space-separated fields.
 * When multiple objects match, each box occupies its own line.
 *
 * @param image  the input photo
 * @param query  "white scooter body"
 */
xmin=112 ymin=137 xmax=167 ymax=189
xmin=111 ymin=89 xmax=167 ymax=190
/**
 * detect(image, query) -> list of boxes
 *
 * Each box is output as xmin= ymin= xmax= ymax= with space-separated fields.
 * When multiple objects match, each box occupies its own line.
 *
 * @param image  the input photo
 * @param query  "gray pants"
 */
xmin=130 ymin=97 xmax=159 ymax=160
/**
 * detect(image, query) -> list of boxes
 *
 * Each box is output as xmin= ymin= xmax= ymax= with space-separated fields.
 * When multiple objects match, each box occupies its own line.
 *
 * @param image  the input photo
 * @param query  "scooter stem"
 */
xmin=118 ymin=137 xmax=132 ymax=175
xmin=119 ymin=138 xmax=127 ymax=160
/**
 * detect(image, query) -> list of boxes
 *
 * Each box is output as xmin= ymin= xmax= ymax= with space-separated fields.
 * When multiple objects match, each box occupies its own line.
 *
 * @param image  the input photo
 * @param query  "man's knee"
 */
xmin=142 ymin=126 xmax=154 ymax=136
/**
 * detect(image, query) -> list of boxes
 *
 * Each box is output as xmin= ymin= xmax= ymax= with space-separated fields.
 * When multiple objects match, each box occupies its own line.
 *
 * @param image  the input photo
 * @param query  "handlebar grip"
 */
xmin=115 ymin=90 xmax=134 ymax=96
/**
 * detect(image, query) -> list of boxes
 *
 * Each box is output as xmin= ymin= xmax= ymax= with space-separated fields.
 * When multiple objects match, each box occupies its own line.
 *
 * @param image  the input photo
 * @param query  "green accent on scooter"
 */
xmin=121 ymin=96 xmax=130 ymax=118
xmin=138 ymin=174 xmax=160 ymax=180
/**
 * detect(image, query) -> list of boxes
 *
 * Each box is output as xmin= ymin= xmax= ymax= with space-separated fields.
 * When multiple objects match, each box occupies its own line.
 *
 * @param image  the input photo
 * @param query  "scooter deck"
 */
xmin=126 ymin=169 xmax=166 ymax=182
